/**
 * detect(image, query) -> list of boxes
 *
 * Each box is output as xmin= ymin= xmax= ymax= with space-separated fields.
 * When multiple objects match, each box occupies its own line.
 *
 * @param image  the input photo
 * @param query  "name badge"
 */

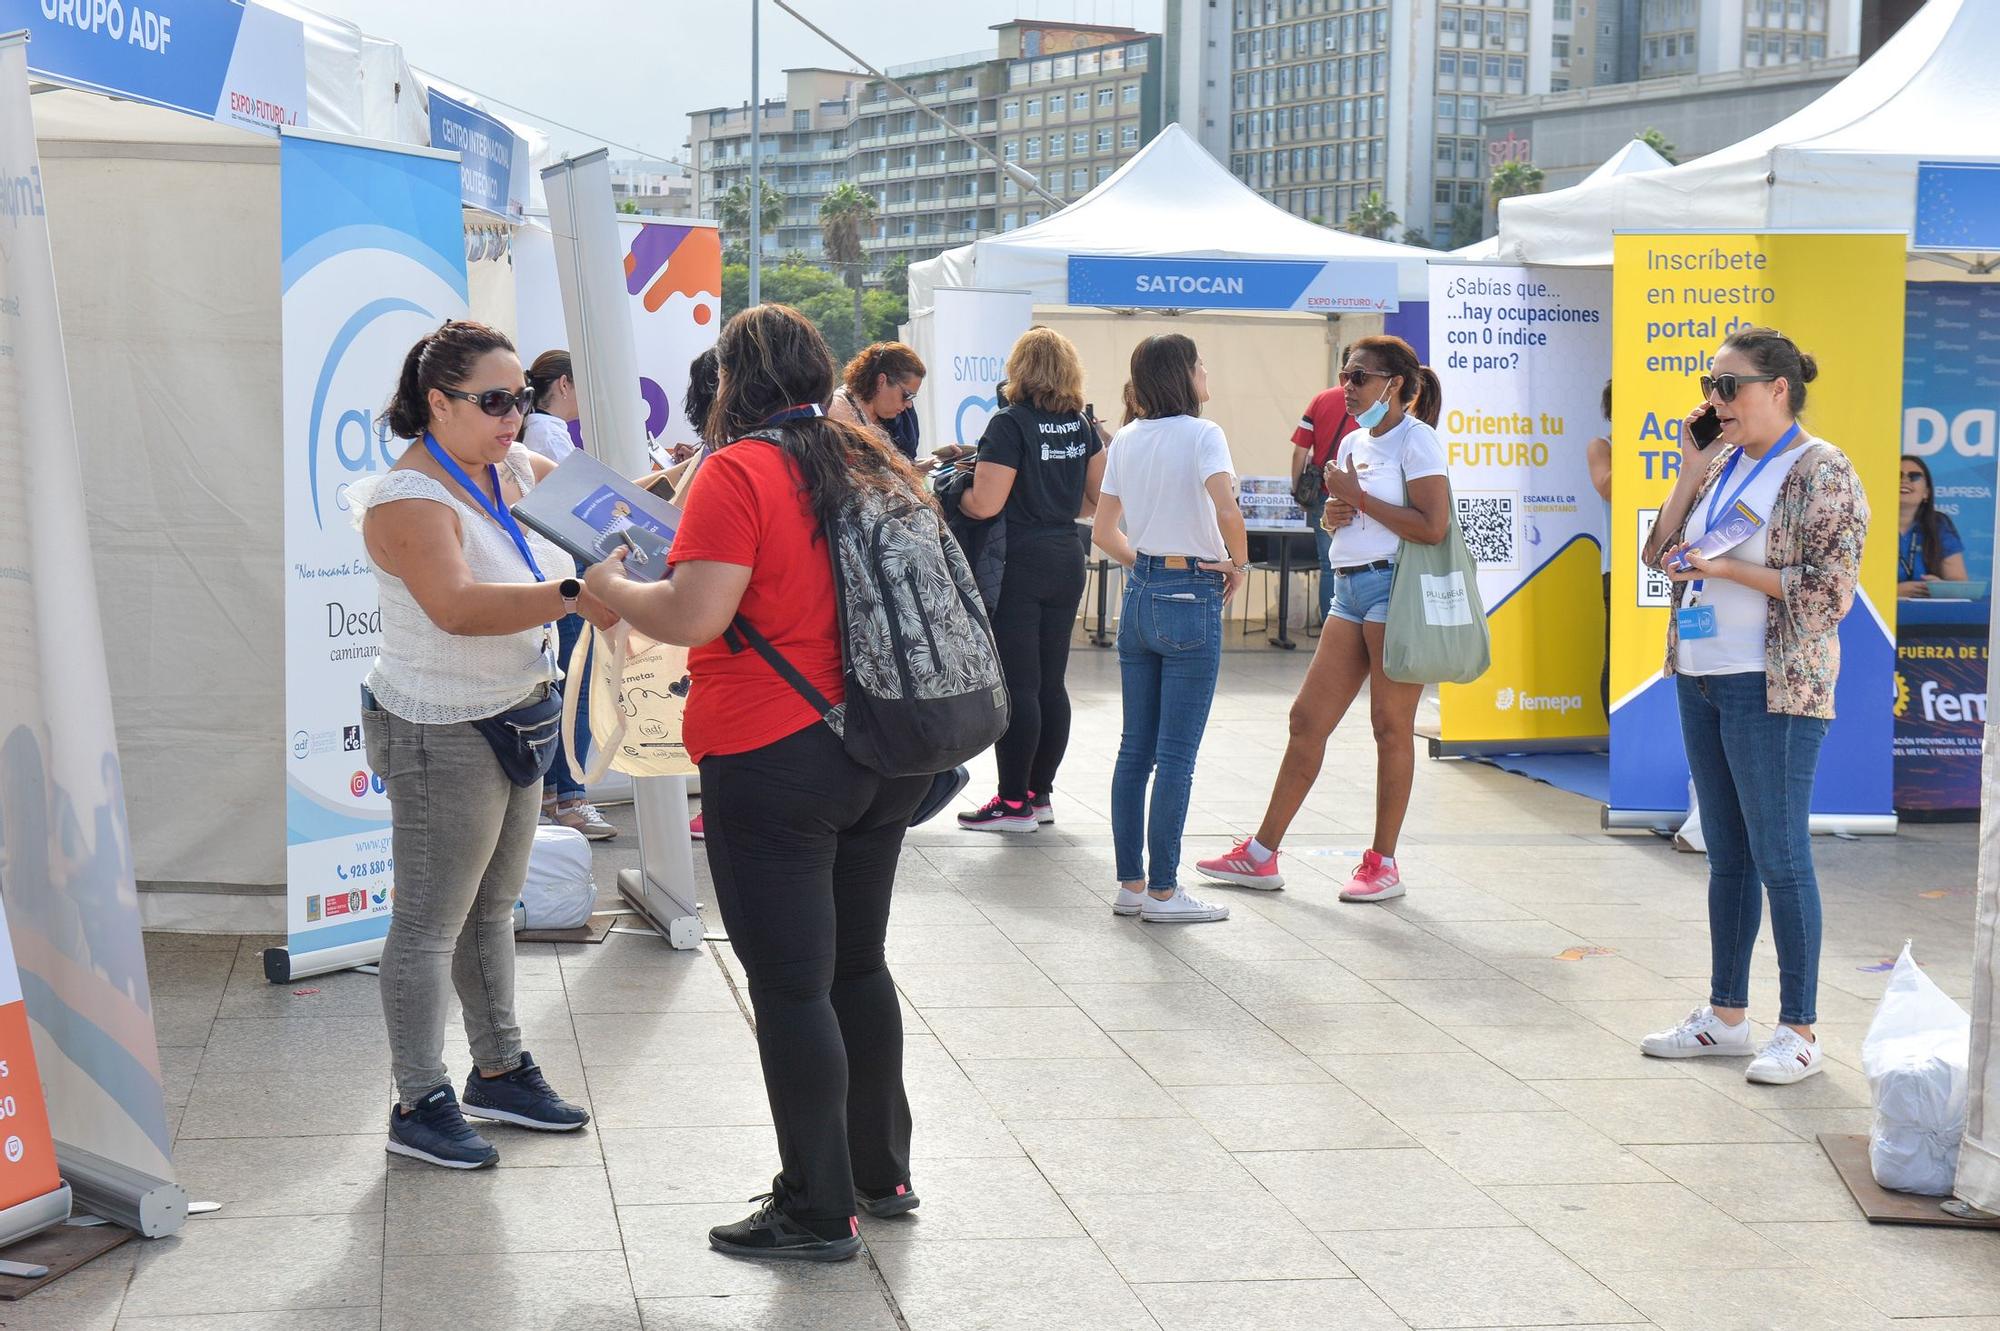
xmin=1677 ymin=605 xmax=1718 ymax=640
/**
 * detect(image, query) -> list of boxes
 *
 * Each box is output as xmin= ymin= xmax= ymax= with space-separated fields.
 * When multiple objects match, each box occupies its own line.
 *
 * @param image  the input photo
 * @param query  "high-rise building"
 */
xmin=1635 ymin=0 xmax=1859 ymax=78
xmin=1227 ymin=0 xmax=1561 ymax=247
xmin=1164 ymin=0 xmax=1232 ymax=158
xmin=686 ymin=68 xmax=865 ymax=259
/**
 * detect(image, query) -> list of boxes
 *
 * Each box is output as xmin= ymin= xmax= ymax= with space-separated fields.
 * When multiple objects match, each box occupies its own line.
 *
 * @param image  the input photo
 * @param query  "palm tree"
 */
xmin=717 ymin=178 xmax=783 ymax=254
xmin=1343 ymin=192 xmax=1399 ymax=239
xmin=1489 ymin=160 xmax=1545 ymax=210
xmin=1449 ymin=203 xmax=1485 ymax=250
xmin=1637 ymin=127 xmax=1679 ymax=166
xmin=819 ymin=182 xmax=877 ymax=348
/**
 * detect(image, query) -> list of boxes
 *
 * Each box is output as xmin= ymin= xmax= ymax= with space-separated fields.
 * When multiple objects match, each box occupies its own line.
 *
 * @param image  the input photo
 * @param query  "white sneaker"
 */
xmin=1640 ymin=1005 xmax=1754 ymax=1059
xmin=1112 ymin=888 xmax=1147 ymax=917
xmin=1139 ymin=889 xmax=1230 ymax=924
xmin=549 ymin=799 xmax=617 ymax=841
xmin=1746 ymin=1026 xmax=1824 ymax=1084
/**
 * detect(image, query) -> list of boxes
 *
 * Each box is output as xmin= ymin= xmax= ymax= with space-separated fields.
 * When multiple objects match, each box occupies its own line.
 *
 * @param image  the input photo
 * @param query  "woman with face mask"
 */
xmin=1196 ymin=335 xmax=1448 ymax=904
xmin=1635 ymin=327 xmax=1867 ymax=1086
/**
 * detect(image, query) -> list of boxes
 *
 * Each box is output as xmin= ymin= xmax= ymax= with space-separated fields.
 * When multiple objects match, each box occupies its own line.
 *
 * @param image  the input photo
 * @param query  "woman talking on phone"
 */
xmin=1196 ymin=335 xmax=1447 ymax=904
xmin=1637 ymin=327 xmax=1867 ymax=1086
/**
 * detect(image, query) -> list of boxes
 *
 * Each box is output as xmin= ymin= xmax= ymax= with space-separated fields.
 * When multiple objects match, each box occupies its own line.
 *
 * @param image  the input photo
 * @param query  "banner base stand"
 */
xmin=1602 ymin=807 xmax=1899 ymax=836
xmin=55 ymin=1143 xmax=184 ymax=1238
xmin=616 ymin=870 xmax=704 ymax=951
xmin=262 ymin=936 xmax=388 ymax=985
xmin=0 ymin=1185 xmax=69 ymax=1254
xmin=1425 ymin=735 xmax=1608 ymax=759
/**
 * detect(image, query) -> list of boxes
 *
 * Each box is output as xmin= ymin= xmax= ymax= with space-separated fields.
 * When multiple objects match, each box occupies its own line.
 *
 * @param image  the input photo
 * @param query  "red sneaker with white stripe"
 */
xmin=1196 ymin=839 xmax=1285 ymax=890
xmin=1338 ymin=850 xmax=1404 ymax=902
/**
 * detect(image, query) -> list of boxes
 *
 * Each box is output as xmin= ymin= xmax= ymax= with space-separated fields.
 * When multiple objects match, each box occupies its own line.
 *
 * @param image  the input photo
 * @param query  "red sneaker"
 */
xmin=689 ymin=813 xmax=705 ymax=841
xmin=1196 ymin=839 xmax=1285 ymax=890
xmin=1339 ymin=850 xmax=1404 ymax=903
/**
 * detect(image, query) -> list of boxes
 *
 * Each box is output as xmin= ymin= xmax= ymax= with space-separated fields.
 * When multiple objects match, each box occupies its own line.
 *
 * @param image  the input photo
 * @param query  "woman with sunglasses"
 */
xmin=1197 ymin=336 xmax=1446 ymax=904
xmin=1896 ymin=454 xmax=1968 ymax=597
xmin=831 ymin=341 xmax=928 ymax=466
xmin=353 ymin=321 xmax=616 ymax=1168
xmin=1638 ymin=327 xmax=1867 ymax=1086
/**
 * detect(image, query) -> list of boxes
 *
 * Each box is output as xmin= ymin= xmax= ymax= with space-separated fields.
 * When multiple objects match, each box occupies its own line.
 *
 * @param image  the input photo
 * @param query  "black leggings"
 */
xmin=991 ymin=528 xmax=1088 ymax=802
xmin=699 ymin=723 xmax=929 ymax=1224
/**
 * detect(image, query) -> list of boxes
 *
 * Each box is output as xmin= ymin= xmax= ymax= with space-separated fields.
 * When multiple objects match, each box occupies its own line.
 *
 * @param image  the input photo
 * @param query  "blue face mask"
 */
xmin=1355 ymin=396 xmax=1390 ymax=430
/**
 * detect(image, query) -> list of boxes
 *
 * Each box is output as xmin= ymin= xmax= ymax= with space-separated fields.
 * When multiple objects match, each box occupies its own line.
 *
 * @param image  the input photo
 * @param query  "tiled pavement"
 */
xmin=24 ymin=642 xmax=1997 ymax=1330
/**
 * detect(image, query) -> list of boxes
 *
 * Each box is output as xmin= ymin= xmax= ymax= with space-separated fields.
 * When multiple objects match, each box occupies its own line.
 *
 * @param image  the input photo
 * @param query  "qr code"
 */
xmin=1456 ymin=494 xmax=1517 ymax=569
xmin=1636 ymin=509 xmax=1672 ymax=607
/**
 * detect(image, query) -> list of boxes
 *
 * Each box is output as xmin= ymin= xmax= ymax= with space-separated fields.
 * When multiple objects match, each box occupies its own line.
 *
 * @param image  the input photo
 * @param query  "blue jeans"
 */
xmin=547 ymin=612 xmax=591 ymax=801
xmin=1112 ymin=556 xmax=1225 ymax=889
xmin=1313 ymin=498 xmax=1337 ymax=619
xmin=1676 ymin=672 xmax=1828 ymax=1026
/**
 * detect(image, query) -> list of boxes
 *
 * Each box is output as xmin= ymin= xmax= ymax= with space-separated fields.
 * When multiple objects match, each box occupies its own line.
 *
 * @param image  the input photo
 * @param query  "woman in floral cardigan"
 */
xmin=1635 ymin=327 xmax=1868 ymax=1087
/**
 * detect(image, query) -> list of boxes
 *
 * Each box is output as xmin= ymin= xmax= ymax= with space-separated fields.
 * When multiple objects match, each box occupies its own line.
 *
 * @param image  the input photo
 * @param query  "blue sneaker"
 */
xmin=387 ymin=1085 xmax=499 ymax=1169
xmin=460 ymin=1050 xmax=590 ymax=1132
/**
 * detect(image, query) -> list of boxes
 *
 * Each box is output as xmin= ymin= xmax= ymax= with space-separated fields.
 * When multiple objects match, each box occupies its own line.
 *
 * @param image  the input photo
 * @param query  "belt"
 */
xmin=1138 ymin=554 xmax=1215 ymax=571
xmin=1332 ymin=559 xmax=1393 ymax=576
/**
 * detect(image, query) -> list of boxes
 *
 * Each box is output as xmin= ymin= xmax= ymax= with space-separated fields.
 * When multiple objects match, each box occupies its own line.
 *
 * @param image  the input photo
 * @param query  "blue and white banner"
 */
xmin=280 ymin=130 xmax=466 ymax=979
xmin=924 ymin=286 xmax=1033 ymax=451
xmin=1067 ymin=254 xmax=1398 ymax=313
xmin=1904 ymin=281 xmax=2000 ymax=585
xmin=428 ymin=88 xmax=527 ymax=221
xmin=2 ymin=0 xmax=306 ymax=134
xmin=1915 ymin=162 xmax=2000 ymax=253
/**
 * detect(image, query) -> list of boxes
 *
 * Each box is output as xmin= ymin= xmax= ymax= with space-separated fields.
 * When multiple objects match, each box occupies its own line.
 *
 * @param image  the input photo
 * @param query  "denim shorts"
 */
xmin=1327 ymin=561 xmax=1395 ymax=625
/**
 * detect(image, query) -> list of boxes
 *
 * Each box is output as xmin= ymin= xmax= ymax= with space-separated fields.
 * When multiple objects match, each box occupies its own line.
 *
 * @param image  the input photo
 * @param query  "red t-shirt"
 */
xmin=668 ymin=440 xmax=845 ymax=763
xmin=1292 ymin=387 xmax=1356 ymax=470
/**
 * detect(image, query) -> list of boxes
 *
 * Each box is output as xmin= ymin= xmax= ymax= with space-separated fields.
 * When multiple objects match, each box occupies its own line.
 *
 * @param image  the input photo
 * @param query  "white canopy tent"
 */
xmin=1495 ymin=0 xmax=1997 ymax=271
xmin=909 ymin=123 xmax=1435 ymax=312
xmin=1454 ymin=138 xmax=1673 ymax=260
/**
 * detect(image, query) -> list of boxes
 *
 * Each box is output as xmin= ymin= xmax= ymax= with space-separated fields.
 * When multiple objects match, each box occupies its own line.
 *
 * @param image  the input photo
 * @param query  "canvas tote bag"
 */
xmin=1382 ymin=483 xmax=1491 ymax=686
xmin=560 ymin=622 xmax=696 ymax=783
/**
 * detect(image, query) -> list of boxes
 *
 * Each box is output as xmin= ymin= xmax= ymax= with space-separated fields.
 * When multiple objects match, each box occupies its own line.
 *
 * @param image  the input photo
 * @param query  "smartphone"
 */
xmin=1688 ymin=405 xmax=1722 ymax=449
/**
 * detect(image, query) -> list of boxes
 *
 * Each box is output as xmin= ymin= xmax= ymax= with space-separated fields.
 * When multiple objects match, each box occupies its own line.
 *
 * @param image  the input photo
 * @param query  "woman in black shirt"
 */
xmin=957 ymin=328 xmax=1107 ymax=832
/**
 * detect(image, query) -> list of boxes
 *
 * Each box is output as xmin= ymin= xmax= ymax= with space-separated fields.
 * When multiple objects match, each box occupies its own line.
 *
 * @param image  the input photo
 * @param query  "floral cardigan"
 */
xmin=1642 ymin=440 xmax=1869 ymax=719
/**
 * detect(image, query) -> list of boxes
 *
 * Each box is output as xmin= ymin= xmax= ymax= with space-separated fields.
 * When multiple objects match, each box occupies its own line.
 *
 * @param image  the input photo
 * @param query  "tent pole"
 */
xmin=749 ymin=0 xmax=763 ymax=306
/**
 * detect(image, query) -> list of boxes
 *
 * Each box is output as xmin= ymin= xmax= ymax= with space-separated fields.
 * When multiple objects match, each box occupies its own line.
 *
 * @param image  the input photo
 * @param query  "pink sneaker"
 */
xmin=689 ymin=813 xmax=704 ymax=841
xmin=1339 ymin=850 xmax=1403 ymax=903
xmin=1196 ymin=839 xmax=1285 ymax=891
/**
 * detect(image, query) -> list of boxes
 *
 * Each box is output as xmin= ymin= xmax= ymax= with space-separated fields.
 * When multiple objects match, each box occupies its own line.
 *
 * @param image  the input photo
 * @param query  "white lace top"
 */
xmin=348 ymin=444 xmax=568 ymax=725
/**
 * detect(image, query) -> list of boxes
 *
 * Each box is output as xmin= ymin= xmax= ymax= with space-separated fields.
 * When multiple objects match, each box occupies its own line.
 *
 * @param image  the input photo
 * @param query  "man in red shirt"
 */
xmin=1290 ymin=383 xmax=1356 ymax=620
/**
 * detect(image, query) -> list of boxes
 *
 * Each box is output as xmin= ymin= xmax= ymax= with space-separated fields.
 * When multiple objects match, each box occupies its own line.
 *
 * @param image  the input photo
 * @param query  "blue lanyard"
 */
xmin=761 ymin=403 xmax=825 ymax=428
xmin=423 ymin=434 xmax=545 ymax=583
xmin=1691 ymin=423 xmax=1799 ymax=594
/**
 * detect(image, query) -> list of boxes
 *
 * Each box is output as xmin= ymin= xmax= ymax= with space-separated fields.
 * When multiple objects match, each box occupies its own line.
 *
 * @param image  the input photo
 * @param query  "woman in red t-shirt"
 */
xmin=584 ymin=304 xmax=933 ymax=1263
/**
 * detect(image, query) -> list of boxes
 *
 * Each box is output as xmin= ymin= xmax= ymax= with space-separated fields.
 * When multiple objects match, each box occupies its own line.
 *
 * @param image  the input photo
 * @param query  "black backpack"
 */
xmin=723 ymin=432 xmax=1009 ymax=778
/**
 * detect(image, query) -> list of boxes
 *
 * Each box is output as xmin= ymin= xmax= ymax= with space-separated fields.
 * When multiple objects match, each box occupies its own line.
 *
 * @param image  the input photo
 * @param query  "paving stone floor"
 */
xmin=22 ymin=641 xmax=1997 ymax=1330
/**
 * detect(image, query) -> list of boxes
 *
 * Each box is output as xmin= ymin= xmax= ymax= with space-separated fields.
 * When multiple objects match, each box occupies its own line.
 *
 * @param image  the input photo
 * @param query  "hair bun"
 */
xmin=1797 ymin=352 xmax=1818 ymax=384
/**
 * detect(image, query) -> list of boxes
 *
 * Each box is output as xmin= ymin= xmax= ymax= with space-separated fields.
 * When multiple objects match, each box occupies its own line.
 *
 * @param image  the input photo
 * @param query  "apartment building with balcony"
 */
xmin=1637 ymin=0 xmax=1858 ymax=78
xmin=686 ymin=68 xmax=865 ymax=257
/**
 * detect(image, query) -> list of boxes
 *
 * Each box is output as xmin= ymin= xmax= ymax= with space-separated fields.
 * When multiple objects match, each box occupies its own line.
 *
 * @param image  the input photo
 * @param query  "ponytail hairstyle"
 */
xmin=1126 ymin=333 xmax=1203 ymax=422
xmin=381 ymin=320 xmax=516 ymax=440
xmin=1719 ymin=325 xmax=1818 ymax=416
xmin=1345 ymin=334 xmax=1442 ymax=427
xmin=841 ymin=340 xmax=927 ymax=406
xmin=708 ymin=304 xmax=928 ymax=542
xmin=517 ymin=349 xmax=573 ymax=440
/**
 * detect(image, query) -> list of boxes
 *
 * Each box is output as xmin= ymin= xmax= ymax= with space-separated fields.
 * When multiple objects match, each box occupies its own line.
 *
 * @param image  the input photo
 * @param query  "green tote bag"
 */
xmin=1382 ymin=491 xmax=1491 ymax=686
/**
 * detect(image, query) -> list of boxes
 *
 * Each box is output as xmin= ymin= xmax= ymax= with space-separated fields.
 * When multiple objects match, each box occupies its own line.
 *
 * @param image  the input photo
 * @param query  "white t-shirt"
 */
xmin=520 ymin=412 xmax=576 ymax=464
xmin=1677 ymin=440 xmax=1810 ymax=677
xmin=1326 ymin=415 xmax=1449 ymax=566
xmin=1101 ymin=415 xmax=1236 ymax=562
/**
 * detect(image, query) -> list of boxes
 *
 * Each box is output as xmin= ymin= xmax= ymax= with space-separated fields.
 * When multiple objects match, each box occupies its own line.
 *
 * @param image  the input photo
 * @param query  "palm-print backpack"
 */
xmin=723 ymin=432 xmax=1009 ymax=777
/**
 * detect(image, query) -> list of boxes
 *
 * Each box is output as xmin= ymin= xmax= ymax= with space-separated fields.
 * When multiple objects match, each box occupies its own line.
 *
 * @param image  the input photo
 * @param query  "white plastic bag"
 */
xmin=1862 ymin=942 xmax=1972 ymax=1196
xmin=519 ymin=826 xmax=596 ymax=930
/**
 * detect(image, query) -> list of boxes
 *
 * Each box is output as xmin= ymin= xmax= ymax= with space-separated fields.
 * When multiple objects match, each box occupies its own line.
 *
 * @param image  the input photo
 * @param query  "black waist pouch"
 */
xmin=471 ymin=684 xmax=564 ymax=787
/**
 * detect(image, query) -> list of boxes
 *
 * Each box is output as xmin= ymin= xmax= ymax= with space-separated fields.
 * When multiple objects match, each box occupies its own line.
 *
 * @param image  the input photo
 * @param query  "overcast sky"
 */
xmin=304 ymin=0 xmax=1167 ymax=163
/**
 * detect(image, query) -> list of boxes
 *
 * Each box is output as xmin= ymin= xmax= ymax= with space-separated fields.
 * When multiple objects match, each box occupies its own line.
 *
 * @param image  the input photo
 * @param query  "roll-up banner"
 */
xmin=0 ymin=31 xmax=170 ymax=1220
xmin=543 ymin=150 xmax=647 ymax=478
xmin=1608 ymin=232 xmax=1903 ymax=827
xmin=1428 ymin=262 xmax=1611 ymax=750
xmin=618 ymin=218 xmax=722 ymax=456
xmin=1903 ymin=281 xmax=2000 ymax=585
xmin=273 ymin=129 xmax=468 ymax=982
xmin=925 ymin=287 xmax=1035 ymax=451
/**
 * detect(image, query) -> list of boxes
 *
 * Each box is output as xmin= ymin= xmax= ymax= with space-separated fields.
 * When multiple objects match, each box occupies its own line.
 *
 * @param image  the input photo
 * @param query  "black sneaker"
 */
xmin=387 ymin=1085 xmax=499 ymax=1169
xmin=1027 ymin=790 xmax=1055 ymax=826
xmin=461 ymin=1050 xmax=591 ymax=1132
xmin=708 ymin=1194 xmax=862 ymax=1262
xmin=856 ymin=1181 xmax=920 ymax=1218
xmin=957 ymin=795 xmax=1038 ymax=834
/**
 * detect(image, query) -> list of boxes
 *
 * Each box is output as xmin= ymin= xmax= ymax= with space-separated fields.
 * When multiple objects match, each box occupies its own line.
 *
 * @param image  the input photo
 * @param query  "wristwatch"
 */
xmin=1233 ymin=563 xmax=1252 ymax=576
xmin=558 ymin=577 xmax=582 ymax=615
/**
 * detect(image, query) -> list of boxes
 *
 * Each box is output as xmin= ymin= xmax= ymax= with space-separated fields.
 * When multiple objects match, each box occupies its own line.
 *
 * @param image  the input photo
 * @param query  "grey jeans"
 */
xmin=363 ymin=699 xmax=540 ymax=1106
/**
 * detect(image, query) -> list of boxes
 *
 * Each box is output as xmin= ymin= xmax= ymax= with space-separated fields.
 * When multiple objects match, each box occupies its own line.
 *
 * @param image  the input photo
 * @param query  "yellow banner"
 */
xmin=1609 ymin=232 xmax=1904 ymax=814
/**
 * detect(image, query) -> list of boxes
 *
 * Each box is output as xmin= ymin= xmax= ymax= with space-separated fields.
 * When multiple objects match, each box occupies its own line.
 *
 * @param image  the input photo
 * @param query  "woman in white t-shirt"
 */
xmin=1197 ymin=335 xmax=1449 ymax=905
xmin=1092 ymin=334 xmax=1250 ymax=925
xmin=517 ymin=350 xmax=580 ymax=465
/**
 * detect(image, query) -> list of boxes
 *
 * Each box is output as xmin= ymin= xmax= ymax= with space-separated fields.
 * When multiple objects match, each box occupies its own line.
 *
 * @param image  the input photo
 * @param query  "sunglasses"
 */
xmin=1337 ymin=368 xmax=1391 ymax=386
xmin=1901 ymin=469 xmax=1927 ymax=483
xmin=441 ymin=386 xmax=535 ymax=418
xmin=1699 ymin=372 xmax=1778 ymax=402
xmin=897 ymin=383 xmax=920 ymax=404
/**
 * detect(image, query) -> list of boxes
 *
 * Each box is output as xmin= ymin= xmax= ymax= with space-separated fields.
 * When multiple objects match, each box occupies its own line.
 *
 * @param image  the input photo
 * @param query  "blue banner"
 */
xmin=1915 ymin=162 xmax=2000 ymax=252
xmin=428 ymin=89 xmax=524 ymax=220
xmin=1894 ymin=608 xmax=1987 ymax=816
xmin=1903 ymin=281 xmax=2000 ymax=584
xmin=1067 ymin=254 xmax=1397 ymax=313
xmin=2 ymin=0 xmax=305 ymax=132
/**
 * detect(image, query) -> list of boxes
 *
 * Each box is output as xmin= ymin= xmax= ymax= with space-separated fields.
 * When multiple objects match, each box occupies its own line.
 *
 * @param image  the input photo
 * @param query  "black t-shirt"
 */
xmin=977 ymin=403 xmax=1101 ymax=532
